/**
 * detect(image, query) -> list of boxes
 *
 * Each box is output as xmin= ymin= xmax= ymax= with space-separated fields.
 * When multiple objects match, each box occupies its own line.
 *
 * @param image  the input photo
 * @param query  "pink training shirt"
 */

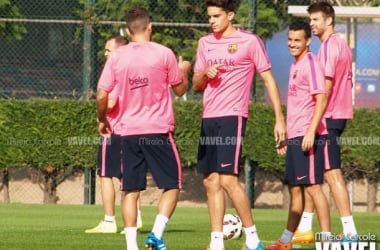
xmin=318 ymin=33 xmax=353 ymax=119
xmin=287 ymin=52 xmax=327 ymax=139
xmin=194 ymin=29 xmax=271 ymax=118
xmin=97 ymin=41 xmax=183 ymax=136
xmin=106 ymin=86 xmax=120 ymax=132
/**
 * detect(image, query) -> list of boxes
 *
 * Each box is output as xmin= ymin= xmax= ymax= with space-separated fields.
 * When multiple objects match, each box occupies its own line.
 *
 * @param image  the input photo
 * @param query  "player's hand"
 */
xmin=276 ymin=141 xmax=287 ymax=155
xmin=98 ymin=119 xmax=111 ymax=137
xmin=274 ymin=119 xmax=286 ymax=148
xmin=206 ymin=64 xmax=223 ymax=79
xmin=301 ymin=131 xmax=315 ymax=152
xmin=178 ymin=56 xmax=191 ymax=75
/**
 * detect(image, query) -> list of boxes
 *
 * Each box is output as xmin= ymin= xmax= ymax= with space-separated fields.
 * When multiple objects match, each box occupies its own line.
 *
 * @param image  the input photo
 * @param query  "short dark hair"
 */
xmin=307 ymin=2 xmax=335 ymax=26
xmin=125 ymin=6 xmax=150 ymax=35
xmin=107 ymin=35 xmax=129 ymax=46
xmin=289 ymin=20 xmax=311 ymax=39
xmin=203 ymin=0 xmax=238 ymax=12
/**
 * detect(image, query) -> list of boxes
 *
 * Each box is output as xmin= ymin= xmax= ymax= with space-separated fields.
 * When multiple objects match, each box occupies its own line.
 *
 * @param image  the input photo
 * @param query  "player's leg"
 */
xmin=137 ymin=196 xmax=143 ymax=230
xmin=122 ymin=190 xmax=140 ymax=250
xmin=292 ymin=192 xmax=315 ymax=243
xmin=325 ymin=169 xmax=358 ymax=238
xmin=305 ymin=184 xmax=330 ymax=240
xmin=286 ymin=186 xmax=304 ymax=233
xmin=143 ymin=133 xmax=182 ymax=250
xmin=197 ymin=118 xmax=226 ymax=250
xmin=203 ymin=172 xmax=226 ymax=250
xmin=305 ymin=134 xmax=330 ymax=242
xmin=221 ymin=173 xmax=252 ymax=227
xmin=121 ymin=195 xmax=143 ymax=235
xmin=84 ymin=176 xmax=117 ymax=233
xmin=325 ymin=169 xmax=351 ymax=216
xmin=221 ymin=174 xmax=263 ymax=250
xmin=267 ymin=135 xmax=328 ymax=250
xmin=266 ymin=137 xmax=306 ymax=250
xmin=266 ymin=185 xmax=303 ymax=250
xmin=100 ymin=176 xmax=116 ymax=221
xmin=85 ymin=135 xmax=120 ymax=233
xmin=325 ymin=118 xmax=357 ymax=238
xmin=218 ymin=116 xmax=264 ymax=250
xmin=120 ymin=135 xmax=146 ymax=250
xmin=101 ymin=134 xmax=122 ymax=224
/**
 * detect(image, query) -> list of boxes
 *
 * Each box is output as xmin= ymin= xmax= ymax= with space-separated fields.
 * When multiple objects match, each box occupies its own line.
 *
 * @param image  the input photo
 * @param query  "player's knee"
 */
xmin=305 ymin=184 xmax=322 ymax=196
xmin=325 ymin=169 xmax=345 ymax=184
xmin=203 ymin=176 xmax=220 ymax=190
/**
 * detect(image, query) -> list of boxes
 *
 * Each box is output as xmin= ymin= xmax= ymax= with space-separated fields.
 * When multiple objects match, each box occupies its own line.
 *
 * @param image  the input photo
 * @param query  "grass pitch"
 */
xmin=0 ymin=204 xmax=378 ymax=250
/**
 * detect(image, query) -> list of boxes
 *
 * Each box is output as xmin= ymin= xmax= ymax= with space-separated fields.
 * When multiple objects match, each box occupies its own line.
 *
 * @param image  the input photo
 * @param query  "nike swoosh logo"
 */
xmin=221 ymin=163 xmax=232 ymax=168
xmin=207 ymin=48 xmax=216 ymax=52
xmin=296 ymin=175 xmax=307 ymax=181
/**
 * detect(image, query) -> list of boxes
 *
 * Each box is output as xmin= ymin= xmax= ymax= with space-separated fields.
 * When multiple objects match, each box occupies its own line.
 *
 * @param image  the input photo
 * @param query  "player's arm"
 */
xmin=325 ymin=77 xmax=333 ymax=102
xmin=302 ymin=93 xmax=328 ymax=151
xmin=172 ymin=56 xmax=191 ymax=97
xmin=107 ymin=84 xmax=119 ymax=111
xmin=192 ymin=72 xmax=208 ymax=92
xmin=259 ymin=69 xmax=287 ymax=145
xmin=323 ymin=41 xmax=337 ymax=103
xmin=107 ymin=100 xmax=116 ymax=110
xmin=96 ymin=89 xmax=111 ymax=136
xmin=192 ymin=64 xmax=223 ymax=92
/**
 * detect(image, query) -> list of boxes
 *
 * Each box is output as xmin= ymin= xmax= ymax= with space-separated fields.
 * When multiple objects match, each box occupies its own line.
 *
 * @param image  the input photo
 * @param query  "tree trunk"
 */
xmin=43 ymin=174 xmax=58 ymax=204
xmin=1 ymin=169 xmax=10 ymax=203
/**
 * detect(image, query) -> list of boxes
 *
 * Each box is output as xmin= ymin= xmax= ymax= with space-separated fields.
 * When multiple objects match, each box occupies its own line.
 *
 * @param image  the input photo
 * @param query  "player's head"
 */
xmin=288 ymin=20 xmax=312 ymax=60
xmin=289 ymin=20 xmax=311 ymax=39
xmin=125 ymin=6 xmax=151 ymax=38
xmin=308 ymin=2 xmax=335 ymax=26
xmin=204 ymin=0 xmax=237 ymax=13
xmin=204 ymin=0 xmax=237 ymax=34
xmin=104 ymin=35 xmax=128 ymax=59
xmin=307 ymin=2 xmax=335 ymax=38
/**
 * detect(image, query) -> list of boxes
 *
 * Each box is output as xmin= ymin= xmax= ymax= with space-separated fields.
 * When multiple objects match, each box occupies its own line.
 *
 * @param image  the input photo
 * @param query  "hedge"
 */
xmin=0 ymin=99 xmax=379 ymax=180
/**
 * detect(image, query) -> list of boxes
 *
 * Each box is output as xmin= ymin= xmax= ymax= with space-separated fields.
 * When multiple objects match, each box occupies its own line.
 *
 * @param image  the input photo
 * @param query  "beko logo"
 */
xmin=129 ymin=77 xmax=149 ymax=89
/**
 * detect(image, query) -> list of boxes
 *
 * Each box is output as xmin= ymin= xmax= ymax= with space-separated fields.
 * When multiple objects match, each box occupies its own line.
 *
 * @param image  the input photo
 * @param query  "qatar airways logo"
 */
xmin=207 ymin=58 xmax=235 ymax=72
xmin=288 ymin=84 xmax=297 ymax=96
xmin=129 ymin=77 xmax=149 ymax=90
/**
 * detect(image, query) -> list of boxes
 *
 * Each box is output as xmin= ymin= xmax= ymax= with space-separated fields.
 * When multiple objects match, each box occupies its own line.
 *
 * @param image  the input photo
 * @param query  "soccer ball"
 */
xmin=222 ymin=214 xmax=243 ymax=240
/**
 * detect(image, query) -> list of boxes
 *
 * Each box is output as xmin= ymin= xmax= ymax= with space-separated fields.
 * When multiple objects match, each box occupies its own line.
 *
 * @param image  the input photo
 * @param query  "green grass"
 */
xmin=0 ymin=204 xmax=378 ymax=250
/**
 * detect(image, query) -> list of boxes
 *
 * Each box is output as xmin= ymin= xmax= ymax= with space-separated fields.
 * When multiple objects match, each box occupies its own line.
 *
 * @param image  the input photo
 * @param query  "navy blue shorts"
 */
xmin=284 ymin=135 xmax=327 ymax=185
xmin=120 ymin=133 xmax=182 ymax=191
xmin=97 ymin=134 xmax=122 ymax=178
xmin=197 ymin=116 xmax=246 ymax=175
xmin=325 ymin=118 xmax=347 ymax=170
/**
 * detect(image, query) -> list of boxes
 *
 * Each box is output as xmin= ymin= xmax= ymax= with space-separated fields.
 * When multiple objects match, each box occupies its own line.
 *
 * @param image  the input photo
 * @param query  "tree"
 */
xmin=75 ymin=0 xmax=289 ymax=62
xmin=0 ymin=0 xmax=27 ymax=41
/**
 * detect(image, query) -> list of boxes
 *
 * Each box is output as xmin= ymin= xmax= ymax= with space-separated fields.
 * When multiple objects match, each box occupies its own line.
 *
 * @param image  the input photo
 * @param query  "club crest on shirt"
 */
xmin=292 ymin=70 xmax=298 ymax=79
xmin=227 ymin=44 xmax=238 ymax=54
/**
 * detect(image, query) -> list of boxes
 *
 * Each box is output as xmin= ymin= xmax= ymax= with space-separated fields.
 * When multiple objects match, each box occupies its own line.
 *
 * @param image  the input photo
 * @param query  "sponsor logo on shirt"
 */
xmin=288 ymin=84 xmax=297 ymax=96
xmin=129 ymin=77 xmax=149 ymax=90
xmin=206 ymin=59 xmax=236 ymax=72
